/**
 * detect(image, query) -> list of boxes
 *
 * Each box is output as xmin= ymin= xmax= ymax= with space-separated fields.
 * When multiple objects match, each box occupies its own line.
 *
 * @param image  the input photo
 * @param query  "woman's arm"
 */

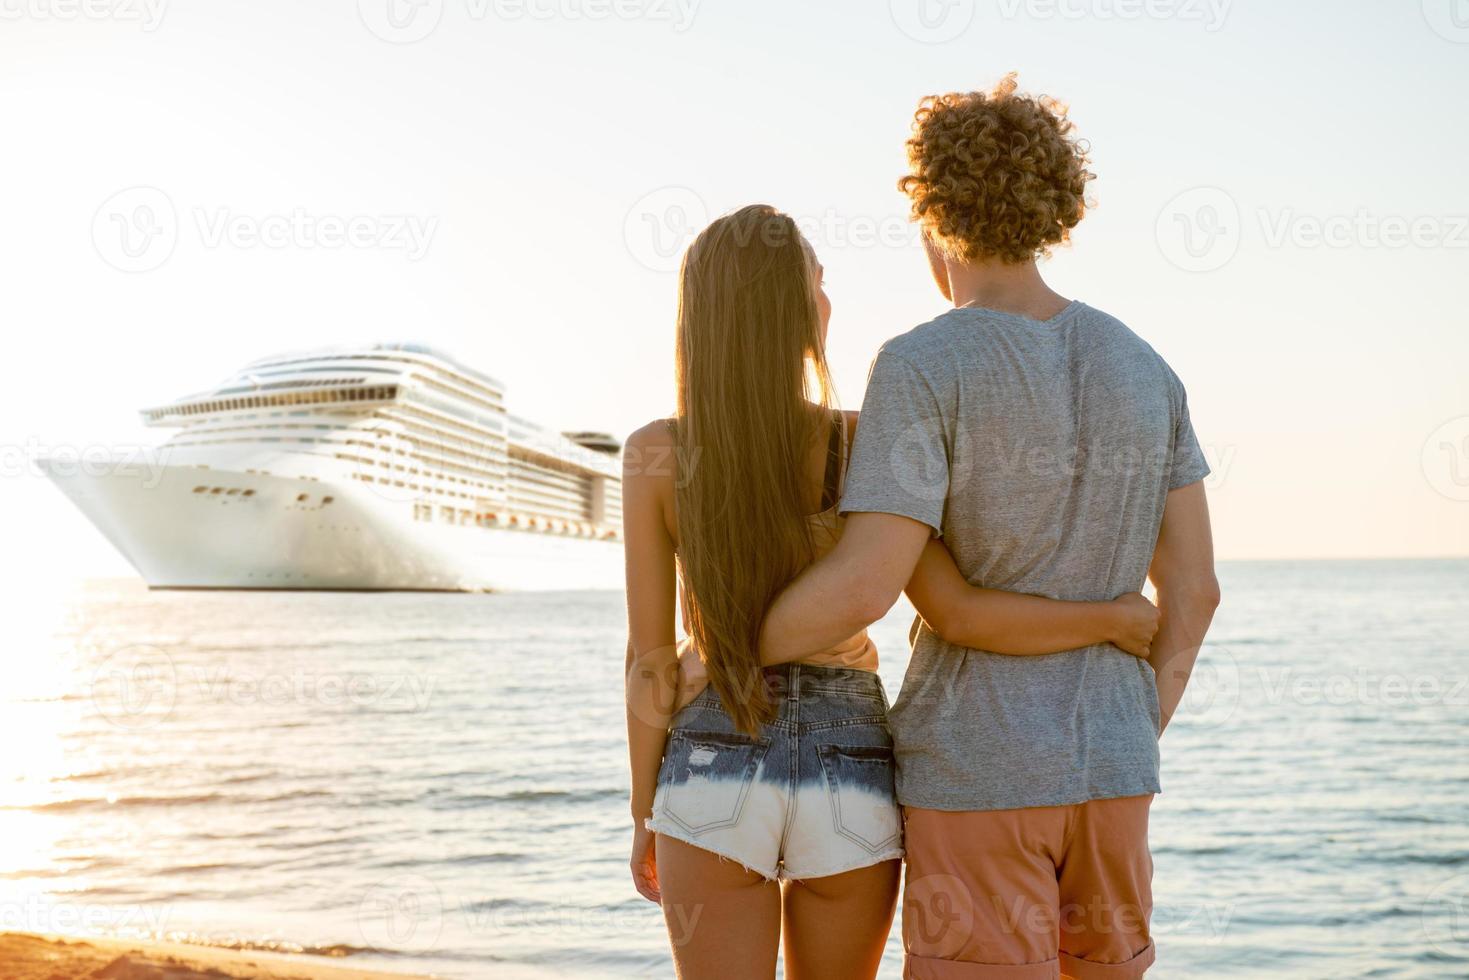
xmin=622 ymin=423 xmax=680 ymax=902
xmin=905 ymin=539 xmax=1160 ymax=657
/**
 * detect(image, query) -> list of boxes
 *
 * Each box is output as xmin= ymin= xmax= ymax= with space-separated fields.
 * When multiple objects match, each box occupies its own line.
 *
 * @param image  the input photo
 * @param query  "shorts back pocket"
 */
xmin=817 ymin=743 xmax=901 ymax=853
xmin=658 ymin=730 xmax=771 ymax=835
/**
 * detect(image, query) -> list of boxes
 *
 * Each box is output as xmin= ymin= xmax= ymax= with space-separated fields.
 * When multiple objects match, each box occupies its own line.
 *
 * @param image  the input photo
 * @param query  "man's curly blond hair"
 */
xmin=899 ymin=74 xmax=1093 ymax=265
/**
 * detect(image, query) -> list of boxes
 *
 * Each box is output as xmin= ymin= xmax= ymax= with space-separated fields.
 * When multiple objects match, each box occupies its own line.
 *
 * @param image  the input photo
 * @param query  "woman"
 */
xmin=623 ymin=205 xmax=1159 ymax=979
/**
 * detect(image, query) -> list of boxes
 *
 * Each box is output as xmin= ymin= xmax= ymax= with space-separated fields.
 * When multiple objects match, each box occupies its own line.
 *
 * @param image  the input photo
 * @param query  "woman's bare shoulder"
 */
xmin=625 ymin=417 xmax=676 ymax=454
xmin=623 ymin=419 xmax=678 ymax=499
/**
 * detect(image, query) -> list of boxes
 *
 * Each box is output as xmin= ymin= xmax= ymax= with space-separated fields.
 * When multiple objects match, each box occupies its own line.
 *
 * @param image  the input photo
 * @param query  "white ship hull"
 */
xmin=42 ymin=456 xmax=622 ymax=592
xmin=46 ymin=344 xmax=627 ymax=592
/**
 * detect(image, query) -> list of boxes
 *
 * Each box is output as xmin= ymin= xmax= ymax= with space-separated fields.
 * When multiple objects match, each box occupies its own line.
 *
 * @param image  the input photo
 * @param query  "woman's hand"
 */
xmin=1108 ymin=592 xmax=1162 ymax=658
xmin=630 ymin=820 xmax=660 ymax=903
xmin=674 ymin=639 xmax=710 ymax=711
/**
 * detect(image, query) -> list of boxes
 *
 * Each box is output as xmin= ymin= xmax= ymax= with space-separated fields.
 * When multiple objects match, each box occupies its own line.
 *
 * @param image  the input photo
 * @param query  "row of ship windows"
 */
xmin=173 ymin=406 xmax=511 ymax=451
xmin=192 ymin=485 xmax=336 ymax=506
xmin=333 ymin=450 xmax=607 ymax=507
xmin=168 ymin=436 xmax=617 ymax=510
xmin=151 ymin=386 xmax=401 ymax=420
xmin=189 ymin=476 xmax=619 ymax=533
xmin=410 ymin=502 xmax=620 ymax=539
xmin=249 ymin=355 xmax=504 ymax=405
xmin=193 ymin=486 xmax=256 ymax=497
xmin=216 ymin=377 xmax=367 ymax=397
xmin=350 ymin=471 xmax=614 ymax=523
xmin=170 ymin=415 xmax=615 ymax=495
xmin=180 ymin=446 xmax=622 ymax=526
xmin=386 ymin=405 xmax=510 ymax=448
xmin=168 ymin=433 xmax=509 ymax=477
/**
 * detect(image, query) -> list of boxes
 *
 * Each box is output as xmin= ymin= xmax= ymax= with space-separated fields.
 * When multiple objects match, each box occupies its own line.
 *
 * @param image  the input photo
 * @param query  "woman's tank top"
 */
xmin=667 ymin=412 xmax=879 ymax=673
xmin=797 ymin=412 xmax=878 ymax=672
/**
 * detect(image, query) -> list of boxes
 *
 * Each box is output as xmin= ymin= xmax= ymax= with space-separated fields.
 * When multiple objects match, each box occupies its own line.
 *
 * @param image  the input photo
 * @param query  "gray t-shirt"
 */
xmin=841 ymin=300 xmax=1209 ymax=811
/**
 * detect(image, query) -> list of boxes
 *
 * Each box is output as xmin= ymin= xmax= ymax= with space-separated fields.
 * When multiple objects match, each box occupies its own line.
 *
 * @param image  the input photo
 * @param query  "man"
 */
xmin=755 ymin=76 xmax=1221 ymax=978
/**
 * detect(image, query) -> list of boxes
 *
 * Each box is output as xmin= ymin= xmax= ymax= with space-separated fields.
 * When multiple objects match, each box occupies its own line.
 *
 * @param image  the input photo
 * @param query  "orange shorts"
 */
xmin=902 ymin=795 xmax=1155 ymax=980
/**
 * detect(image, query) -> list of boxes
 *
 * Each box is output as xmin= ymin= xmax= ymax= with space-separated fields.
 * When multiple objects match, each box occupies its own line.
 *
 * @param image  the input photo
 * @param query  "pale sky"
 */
xmin=3 ymin=0 xmax=1468 ymax=584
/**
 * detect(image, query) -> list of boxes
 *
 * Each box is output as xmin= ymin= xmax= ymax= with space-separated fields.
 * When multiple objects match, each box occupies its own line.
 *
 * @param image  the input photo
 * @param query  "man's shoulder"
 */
xmin=872 ymin=303 xmax=1177 ymax=383
xmin=1071 ymin=304 xmax=1178 ymax=378
xmin=1072 ymin=301 xmax=1146 ymax=345
xmin=873 ymin=311 xmax=967 ymax=367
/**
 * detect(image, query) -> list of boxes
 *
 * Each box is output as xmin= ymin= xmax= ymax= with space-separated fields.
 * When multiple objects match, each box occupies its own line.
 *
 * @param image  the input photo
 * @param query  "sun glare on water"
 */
xmin=0 ymin=580 xmax=108 ymax=928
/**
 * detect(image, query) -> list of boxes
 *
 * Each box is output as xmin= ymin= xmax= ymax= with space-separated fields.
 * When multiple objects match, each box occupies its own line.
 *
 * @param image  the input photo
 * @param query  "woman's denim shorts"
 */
xmin=647 ymin=663 xmax=903 ymax=881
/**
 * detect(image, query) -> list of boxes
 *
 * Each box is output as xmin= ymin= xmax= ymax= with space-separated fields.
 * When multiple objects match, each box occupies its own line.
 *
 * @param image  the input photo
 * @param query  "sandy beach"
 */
xmin=0 ymin=933 xmax=429 ymax=980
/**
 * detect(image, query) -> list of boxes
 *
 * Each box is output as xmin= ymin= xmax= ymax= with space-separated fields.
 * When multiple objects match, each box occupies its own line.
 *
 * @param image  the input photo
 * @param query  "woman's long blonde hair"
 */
xmin=673 ymin=205 xmax=834 ymax=736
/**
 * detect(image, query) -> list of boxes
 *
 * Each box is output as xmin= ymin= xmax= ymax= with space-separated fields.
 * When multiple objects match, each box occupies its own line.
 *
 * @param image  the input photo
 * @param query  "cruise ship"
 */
xmin=41 ymin=345 xmax=624 ymax=591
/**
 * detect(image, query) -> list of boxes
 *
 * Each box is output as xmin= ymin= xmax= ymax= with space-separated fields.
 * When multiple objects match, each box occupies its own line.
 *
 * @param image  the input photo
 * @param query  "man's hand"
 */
xmin=673 ymin=639 xmax=709 ymax=712
xmin=1107 ymin=592 xmax=1163 ymax=658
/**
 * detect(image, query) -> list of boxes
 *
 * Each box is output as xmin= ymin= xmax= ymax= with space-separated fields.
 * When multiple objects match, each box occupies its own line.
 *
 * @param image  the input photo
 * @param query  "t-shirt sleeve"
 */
xmin=1168 ymin=375 xmax=1210 ymax=490
xmin=839 ymin=350 xmax=949 ymax=535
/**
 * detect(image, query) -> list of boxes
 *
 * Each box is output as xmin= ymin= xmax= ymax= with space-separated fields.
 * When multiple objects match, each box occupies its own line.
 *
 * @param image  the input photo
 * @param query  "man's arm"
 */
xmin=1147 ymin=481 xmax=1221 ymax=733
xmin=758 ymin=344 xmax=951 ymax=663
xmin=757 ymin=512 xmax=932 ymax=666
xmin=907 ymin=539 xmax=1161 ymax=658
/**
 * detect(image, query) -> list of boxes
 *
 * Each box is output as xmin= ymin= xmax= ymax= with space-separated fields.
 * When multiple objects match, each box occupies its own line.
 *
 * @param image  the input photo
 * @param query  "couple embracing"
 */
xmin=624 ymin=75 xmax=1220 ymax=979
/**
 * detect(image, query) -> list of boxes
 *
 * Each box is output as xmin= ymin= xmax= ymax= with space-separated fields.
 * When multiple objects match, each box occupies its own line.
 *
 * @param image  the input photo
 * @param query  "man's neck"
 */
xmin=945 ymin=256 xmax=1070 ymax=321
